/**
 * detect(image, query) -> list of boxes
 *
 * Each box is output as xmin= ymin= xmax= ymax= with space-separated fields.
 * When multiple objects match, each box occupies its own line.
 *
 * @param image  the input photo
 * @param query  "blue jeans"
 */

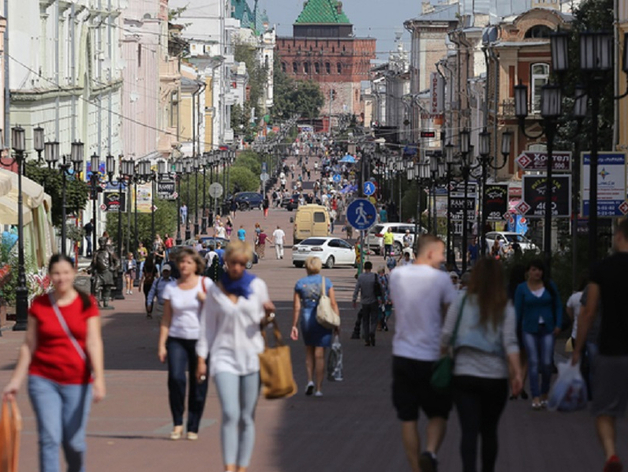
xmin=28 ymin=375 xmax=92 ymax=472
xmin=214 ymin=372 xmax=260 ymax=468
xmin=166 ymin=337 xmax=209 ymax=433
xmin=523 ymin=327 xmax=555 ymax=398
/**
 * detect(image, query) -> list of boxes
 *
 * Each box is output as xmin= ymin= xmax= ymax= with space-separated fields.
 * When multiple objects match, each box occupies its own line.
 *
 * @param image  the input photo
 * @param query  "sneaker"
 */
xmin=604 ymin=455 xmax=623 ymax=472
xmin=419 ymin=452 xmax=438 ymax=472
xmin=314 ymin=391 xmax=323 ymax=397
xmin=305 ymin=381 xmax=315 ymax=396
xmin=521 ymin=389 xmax=529 ymax=400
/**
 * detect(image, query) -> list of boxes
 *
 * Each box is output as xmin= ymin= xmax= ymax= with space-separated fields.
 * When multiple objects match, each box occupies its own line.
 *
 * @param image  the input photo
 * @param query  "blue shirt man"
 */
xmin=237 ymin=226 xmax=246 ymax=242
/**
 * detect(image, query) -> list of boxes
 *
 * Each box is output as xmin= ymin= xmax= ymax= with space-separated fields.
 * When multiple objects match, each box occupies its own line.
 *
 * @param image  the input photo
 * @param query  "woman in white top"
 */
xmin=158 ymin=248 xmax=212 ymax=441
xmin=197 ymin=241 xmax=275 ymax=472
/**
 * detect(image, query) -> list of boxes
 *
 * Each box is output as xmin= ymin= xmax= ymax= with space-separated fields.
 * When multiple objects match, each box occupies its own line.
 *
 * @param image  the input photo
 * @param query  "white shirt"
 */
xmin=272 ymin=229 xmax=285 ymax=244
xmin=163 ymin=277 xmax=213 ymax=340
xmin=389 ymin=264 xmax=457 ymax=361
xmin=196 ymin=278 xmax=270 ymax=376
xmin=567 ymin=291 xmax=583 ymax=339
xmin=216 ymin=226 xmax=227 ymax=239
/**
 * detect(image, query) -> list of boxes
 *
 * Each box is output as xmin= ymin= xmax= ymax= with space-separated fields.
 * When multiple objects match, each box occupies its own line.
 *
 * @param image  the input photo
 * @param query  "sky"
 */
xmin=259 ymin=0 xmax=427 ymax=62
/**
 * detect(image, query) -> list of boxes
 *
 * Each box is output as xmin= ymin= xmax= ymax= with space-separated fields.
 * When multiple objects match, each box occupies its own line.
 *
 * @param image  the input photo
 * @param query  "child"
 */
xmin=124 ymin=252 xmax=137 ymax=295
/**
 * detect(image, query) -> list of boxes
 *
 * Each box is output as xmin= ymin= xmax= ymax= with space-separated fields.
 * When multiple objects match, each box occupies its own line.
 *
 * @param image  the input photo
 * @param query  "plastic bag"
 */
xmin=548 ymin=362 xmax=588 ymax=412
xmin=0 ymin=398 xmax=22 ymax=472
xmin=327 ymin=334 xmax=343 ymax=382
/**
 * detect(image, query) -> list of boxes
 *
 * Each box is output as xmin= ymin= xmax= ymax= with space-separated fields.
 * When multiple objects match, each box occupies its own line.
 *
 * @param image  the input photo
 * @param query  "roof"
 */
xmin=294 ymin=0 xmax=351 ymax=25
xmin=231 ymin=0 xmax=270 ymax=35
xmin=407 ymin=3 xmax=458 ymax=24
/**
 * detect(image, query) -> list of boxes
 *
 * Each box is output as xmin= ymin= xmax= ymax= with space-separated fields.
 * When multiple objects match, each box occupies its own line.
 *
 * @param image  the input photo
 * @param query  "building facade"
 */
xmin=276 ymin=0 xmax=376 ymax=128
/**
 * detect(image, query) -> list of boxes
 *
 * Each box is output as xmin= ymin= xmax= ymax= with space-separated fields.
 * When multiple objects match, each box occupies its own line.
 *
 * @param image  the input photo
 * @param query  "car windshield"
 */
xmin=504 ymin=234 xmax=527 ymax=243
xmin=300 ymin=238 xmax=326 ymax=246
xmin=373 ymin=225 xmax=384 ymax=235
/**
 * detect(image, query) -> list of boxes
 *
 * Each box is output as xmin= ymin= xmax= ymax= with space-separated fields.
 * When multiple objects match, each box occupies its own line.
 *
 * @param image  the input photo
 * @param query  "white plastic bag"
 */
xmin=327 ymin=334 xmax=343 ymax=381
xmin=548 ymin=362 xmax=588 ymax=412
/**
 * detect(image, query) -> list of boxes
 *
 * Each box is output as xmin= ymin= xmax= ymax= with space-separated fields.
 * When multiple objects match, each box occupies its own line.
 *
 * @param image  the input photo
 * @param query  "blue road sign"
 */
xmin=363 ymin=181 xmax=376 ymax=196
xmin=346 ymin=198 xmax=378 ymax=231
xmin=332 ymin=173 xmax=342 ymax=183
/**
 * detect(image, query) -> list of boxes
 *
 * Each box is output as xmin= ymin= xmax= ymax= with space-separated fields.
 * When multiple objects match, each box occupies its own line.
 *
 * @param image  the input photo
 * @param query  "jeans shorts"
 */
xmin=591 ymin=354 xmax=628 ymax=417
xmin=392 ymin=356 xmax=453 ymax=422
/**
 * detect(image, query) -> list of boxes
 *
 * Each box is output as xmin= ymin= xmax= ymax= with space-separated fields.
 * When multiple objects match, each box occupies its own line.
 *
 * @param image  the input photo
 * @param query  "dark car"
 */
xmin=231 ymin=192 xmax=264 ymax=211
xmin=281 ymin=193 xmax=301 ymax=211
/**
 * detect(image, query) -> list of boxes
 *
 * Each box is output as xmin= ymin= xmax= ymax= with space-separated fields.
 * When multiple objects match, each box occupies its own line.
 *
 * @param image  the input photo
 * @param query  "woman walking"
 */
xmin=377 ymin=266 xmax=392 ymax=331
xmin=123 ymin=252 xmax=137 ymax=295
xmin=514 ymin=259 xmax=562 ymax=410
xmin=291 ymin=256 xmax=340 ymax=396
xmin=3 ymin=254 xmax=105 ymax=472
xmin=441 ymin=258 xmax=522 ymax=472
xmin=196 ymin=241 xmax=275 ymax=472
xmin=158 ymin=248 xmax=212 ymax=440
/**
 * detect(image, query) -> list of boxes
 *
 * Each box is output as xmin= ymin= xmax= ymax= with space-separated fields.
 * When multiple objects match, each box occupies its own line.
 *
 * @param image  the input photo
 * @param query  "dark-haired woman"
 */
xmin=441 ymin=258 xmax=522 ymax=472
xmin=514 ymin=259 xmax=563 ymax=410
xmin=158 ymin=247 xmax=212 ymax=440
xmin=3 ymin=254 xmax=105 ymax=472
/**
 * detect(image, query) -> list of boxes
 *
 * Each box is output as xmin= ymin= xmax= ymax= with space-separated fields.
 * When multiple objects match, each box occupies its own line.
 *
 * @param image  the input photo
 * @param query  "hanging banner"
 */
xmin=483 ymin=184 xmax=509 ymax=221
xmin=581 ymin=152 xmax=628 ymax=217
xmin=133 ymin=183 xmax=153 ymax=213
xmin=103 ymin=191 xmax=126 ymax=212
xmin=430 ymin=73 xmax=444 ymax=115
xmin=522 ymin=175 xmax=571 ymax=217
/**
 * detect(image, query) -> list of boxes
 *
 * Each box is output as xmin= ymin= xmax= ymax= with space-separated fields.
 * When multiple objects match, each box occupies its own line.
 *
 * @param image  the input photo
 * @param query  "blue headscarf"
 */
xmin=221 ymin=270 xmax=257 ymax=299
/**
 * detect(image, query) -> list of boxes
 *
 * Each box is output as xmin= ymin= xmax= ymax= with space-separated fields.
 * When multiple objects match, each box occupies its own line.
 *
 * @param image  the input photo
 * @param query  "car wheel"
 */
xmin=239 ymin=202 xmax=249 ymax=211
xmin=294 ymin=261 xmax=304 ymax=268
xmin=393 ymin=241 xmax=403 ymax=254
xmin=325 ymin=256 xmax=335 ymax=269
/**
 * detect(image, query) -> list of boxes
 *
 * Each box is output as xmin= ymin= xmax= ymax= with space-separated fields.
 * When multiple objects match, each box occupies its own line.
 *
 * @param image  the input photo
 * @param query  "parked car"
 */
xmin=229 ymin=192 xmax=264 ymax=211
xmin=484 ymin=231 xmax=539 ymax=255
xmin=281 ymin=193 xmax=301 ymax=211
xmin=366 ymin=222 xmax=426 ymax=255
xmin=292 ymin=237 xmax=356 ymax=269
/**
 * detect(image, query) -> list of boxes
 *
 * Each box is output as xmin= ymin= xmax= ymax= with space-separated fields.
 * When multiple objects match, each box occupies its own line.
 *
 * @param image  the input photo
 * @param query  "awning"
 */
xmin=0 ymin=195 xmax=33 ymax=225
xmin=0 ymin=169 xmax=48 ymax=209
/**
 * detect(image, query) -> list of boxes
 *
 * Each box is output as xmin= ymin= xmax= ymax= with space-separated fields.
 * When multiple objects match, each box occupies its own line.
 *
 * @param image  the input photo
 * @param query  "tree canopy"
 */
xmin=271 ymin=57 xmax=324 ymax=120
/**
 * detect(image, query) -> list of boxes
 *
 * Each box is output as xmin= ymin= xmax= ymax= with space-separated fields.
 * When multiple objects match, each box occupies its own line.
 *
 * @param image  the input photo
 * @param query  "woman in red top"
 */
xmin=3 ymin=254 xmax=105 ymax=472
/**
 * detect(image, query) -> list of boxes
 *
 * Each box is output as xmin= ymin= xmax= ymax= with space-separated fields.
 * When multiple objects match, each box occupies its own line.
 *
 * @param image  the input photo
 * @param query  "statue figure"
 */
xmin=89 ymin=237 xmax=120 ymax=309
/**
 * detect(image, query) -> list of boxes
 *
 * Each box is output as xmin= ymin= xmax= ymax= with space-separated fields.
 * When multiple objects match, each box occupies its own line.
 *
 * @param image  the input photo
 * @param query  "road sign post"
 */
xmin=347 ymin=199 xmax=378 ymax=275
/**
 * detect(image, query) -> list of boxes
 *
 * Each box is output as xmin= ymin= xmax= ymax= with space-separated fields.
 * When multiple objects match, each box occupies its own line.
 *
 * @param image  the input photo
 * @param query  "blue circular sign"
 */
xmin=346 ymin=198 xmax=378 ymax=231
xmin=332 ymin=174 xmax=342 ymax=183
xmin=363 ymin=181 xmax=376 ymax=196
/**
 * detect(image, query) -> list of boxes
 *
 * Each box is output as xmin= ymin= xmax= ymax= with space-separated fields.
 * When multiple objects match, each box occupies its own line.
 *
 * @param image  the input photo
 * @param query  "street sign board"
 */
xmin=157 ymin=180 xmax=176 ymax=200
xmin=209 ymin=183 xmax=224 ymax=198
xmin=581 ymin=152 xmax=627 ymax=217
xmin=363 ymin=181 xmax=376 ymax=196
xmin=516 ymin=151 xmax=572 ymax=172
xmin=260 ymin=172 xmax=270 ymax=182
xmin=332 ymin=174 xmax=342 ymax=183
xmin=449 ymin=181 xmax=478 ymax=198
xmin=515 ymin=201 xmax=531 ymax=215
xmin=103 ymin=191 xmax=126 ymax=212
xmin=449 ymin=197 xmax=476 ymax=232
xmin=346 ymin=198 xmax=378 ymax=231
xmin=522 ymin=175 xmax=571 ymax=217
xmin=484 ymin=184 xmax=509 ymax=221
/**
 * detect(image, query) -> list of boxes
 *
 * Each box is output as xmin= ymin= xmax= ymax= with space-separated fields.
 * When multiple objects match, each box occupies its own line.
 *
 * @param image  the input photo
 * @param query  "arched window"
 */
xmin=531 ymin=63 xmax=550 ymax=113
xmin=314 ymin=62 xmax=320 ymax=74
xmin=525 ymin=25 xmax=553 ymax=39
xmin=304 ymin=62 xmax=310 ymax=74
xmin=337 ymin=63 xmax=342 ymax=74
xmin=282 ymin=62 xmax=287 ymax=73
xmin=325 ymin=62 xmax=331 ymax=74
xmin=293 ymin=62 xmax=298 ymax=74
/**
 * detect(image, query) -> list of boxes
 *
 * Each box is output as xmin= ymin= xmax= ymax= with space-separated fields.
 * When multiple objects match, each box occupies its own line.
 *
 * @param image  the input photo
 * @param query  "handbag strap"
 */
xmin=449 ymin=294 xmax=468 ymax=347
xmin=320 ymin=276 xmax=326 ymax=298
xmin=48 ymin=293 xmax=86 ymax=361
xmin=261 ymin=320 xmax=285 ymax=347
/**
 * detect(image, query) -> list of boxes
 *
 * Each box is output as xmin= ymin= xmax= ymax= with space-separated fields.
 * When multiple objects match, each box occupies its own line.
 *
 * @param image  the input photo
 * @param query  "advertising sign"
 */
xmin=483 ymin=184 xmax=509 ymax=221
xmin=516 ymin=151 xmax=572 ymax=172
xmin=133 ymin=183 xmax=153 ymax=213
xmin=581 ymin=152 xmax=627 ymax=217
xmin=449 ymin=181 xmax=478 ymax=198
xmin=522 ymin=175 xmax=571 ymax=217
xmin=103 ymin=191 xmax=126 ymax=212
xmin=430 ymin=73 xmax=444 ymax=115
xmin=157 ymin=180 xmax=176 ymax=200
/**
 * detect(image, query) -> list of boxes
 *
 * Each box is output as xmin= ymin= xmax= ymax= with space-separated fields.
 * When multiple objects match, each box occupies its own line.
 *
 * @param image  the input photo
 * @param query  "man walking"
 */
xmin=572 ymin=218 xmax=628 ymax=472
xmin=352 ymin=261 xmax=381 ymax=347
xmin=180 ymin=203 xmax=188 ymax=226
xmin=272 ymin=225 xmax=286 ymax=259
xmin=83 ymin=218 xmax=94 ymax=257
xmin=389 ymin=235 xmax=457 ymax=472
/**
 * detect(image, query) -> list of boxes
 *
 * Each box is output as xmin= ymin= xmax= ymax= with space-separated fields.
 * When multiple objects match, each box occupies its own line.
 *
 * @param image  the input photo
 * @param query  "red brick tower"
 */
xmin=276 ymin=0 xmax=376 ymax=129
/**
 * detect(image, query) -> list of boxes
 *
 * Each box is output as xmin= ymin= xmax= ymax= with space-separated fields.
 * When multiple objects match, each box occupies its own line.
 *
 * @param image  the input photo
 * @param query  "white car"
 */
xmin=366 ymin=223 xmax=426 ymax=255
xmin=292 ymin=237 xmax=356 ymax=269
xmin=485 ymin=231 xmax=539 ymax=254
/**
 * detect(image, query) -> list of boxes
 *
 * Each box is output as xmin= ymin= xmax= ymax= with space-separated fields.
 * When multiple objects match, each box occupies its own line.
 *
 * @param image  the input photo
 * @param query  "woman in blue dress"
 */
xmin=291 ymin=256 xmax=340 ymax=396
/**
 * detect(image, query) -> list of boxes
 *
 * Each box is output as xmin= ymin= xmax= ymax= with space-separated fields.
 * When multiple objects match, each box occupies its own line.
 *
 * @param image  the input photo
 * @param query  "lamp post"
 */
xmin=137 ymin=160 xmax=157 ymax=243
xmin=201 ymin=153 xmax=208 ymax=234
xmin=408 ymin=161 xmax=430 ymax=248
xmin=193 ymin=155 xmax=200 ymax=236
xmin=445 ymin=142 xmax=456 ymax=266
xmin=184 ymin=157 xmax=192 ymax=240
xmin=121 ymin=159 xmax=135 ymax=259
xmin=89 ymin=153 xmax=101 ymax=267
xmin=4 ymin=127 xmax=28 ymax=330
xmin=33 ymin=125 xmax=45 ymax=164
xmin=106 ymin=154 xmax=126 ymax=301
xmin=476 ymin=129 xmax=511 ymax=257
xmin=428 ymin=155 xmax=441 ymax=234
xmin=175 ymin=158 xmax=184 ymax=245
xmin=457 ymin=130 xmax=472 ymax=273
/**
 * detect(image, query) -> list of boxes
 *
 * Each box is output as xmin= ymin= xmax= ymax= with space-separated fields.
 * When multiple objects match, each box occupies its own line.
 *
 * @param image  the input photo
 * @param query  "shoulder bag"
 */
xmin=48 ymin=293 xmax=87 ymax=362
xmin=430 ymin=294 xmax=467 ymax=392
xmin=258 ymin=321 xmax=297 ymax=399
xmin=315 ymin=276 xmax=340 ymax=329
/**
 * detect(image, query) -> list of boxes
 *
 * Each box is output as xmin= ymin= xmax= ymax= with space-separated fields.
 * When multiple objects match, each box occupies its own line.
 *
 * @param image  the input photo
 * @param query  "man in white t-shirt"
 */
xmin=389 ymin=235 xmax=457 ymax=472
xmin=272 ymin=225 xmax=286 ymax=259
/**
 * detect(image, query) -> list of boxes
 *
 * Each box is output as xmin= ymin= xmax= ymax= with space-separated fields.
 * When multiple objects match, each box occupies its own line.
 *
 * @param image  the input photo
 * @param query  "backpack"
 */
xmin=205 ymin=252 xmax=224 ymax=282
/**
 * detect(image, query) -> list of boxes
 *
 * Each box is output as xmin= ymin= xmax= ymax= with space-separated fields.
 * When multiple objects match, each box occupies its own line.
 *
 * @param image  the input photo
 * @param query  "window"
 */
xmin=282 ymin=62 xmax=287 ymax=73
xmin=304 ymin=62 xmax=310 ymax=74
xmin=337 ymin=63 xmax=342 ymax=74
xmin=314 ymin=62 xmax=320 ymax=74
xmin=313 ymin=212 xmax=326 ymax=223
xmin=531 ymin=63 xmax=549 ymax=114
xmin=293 ymin=62 xmax=298 ymax=74
xmin=525 ymin=25 xmax=553 ymax=39
xmin=325 ymin=62 xmax=331 ymax=74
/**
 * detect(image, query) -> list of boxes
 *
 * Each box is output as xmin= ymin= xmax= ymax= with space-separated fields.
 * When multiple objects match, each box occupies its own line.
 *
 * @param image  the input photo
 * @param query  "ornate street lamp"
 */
xmin=33 ymin=126 xmax=45 ymax=164
xmin=174 ymin=158 xmax=184 ymax=245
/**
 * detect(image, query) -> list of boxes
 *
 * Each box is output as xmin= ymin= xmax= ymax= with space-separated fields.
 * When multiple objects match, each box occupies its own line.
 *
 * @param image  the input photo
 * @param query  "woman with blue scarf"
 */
xmin=196 ymin=241 xmax=275 ymax=472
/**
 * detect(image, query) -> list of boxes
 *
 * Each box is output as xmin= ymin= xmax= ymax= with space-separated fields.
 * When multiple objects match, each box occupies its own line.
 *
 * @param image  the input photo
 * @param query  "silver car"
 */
xmin=485 ymin=231 xmax=539 ymax=254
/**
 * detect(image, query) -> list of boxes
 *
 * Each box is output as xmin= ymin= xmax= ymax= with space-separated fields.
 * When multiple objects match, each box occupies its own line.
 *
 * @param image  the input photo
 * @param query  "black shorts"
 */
xmin=392 ymin=356 xmax=453 ymax=422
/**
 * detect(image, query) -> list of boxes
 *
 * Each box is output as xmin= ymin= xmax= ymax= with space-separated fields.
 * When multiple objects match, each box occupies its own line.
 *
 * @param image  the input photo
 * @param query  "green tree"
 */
xmin=228 ymin=167 xmax=259 ymax=193
xmin=234 ymin=42 xmax=269 ymax=129
xmin=24 ymin=161 xmax=90 ymax=227
xmin=271 ymin=57 xmax=325 ymax=120
xmin=233 ymin=151 xmax=262 ymax=176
